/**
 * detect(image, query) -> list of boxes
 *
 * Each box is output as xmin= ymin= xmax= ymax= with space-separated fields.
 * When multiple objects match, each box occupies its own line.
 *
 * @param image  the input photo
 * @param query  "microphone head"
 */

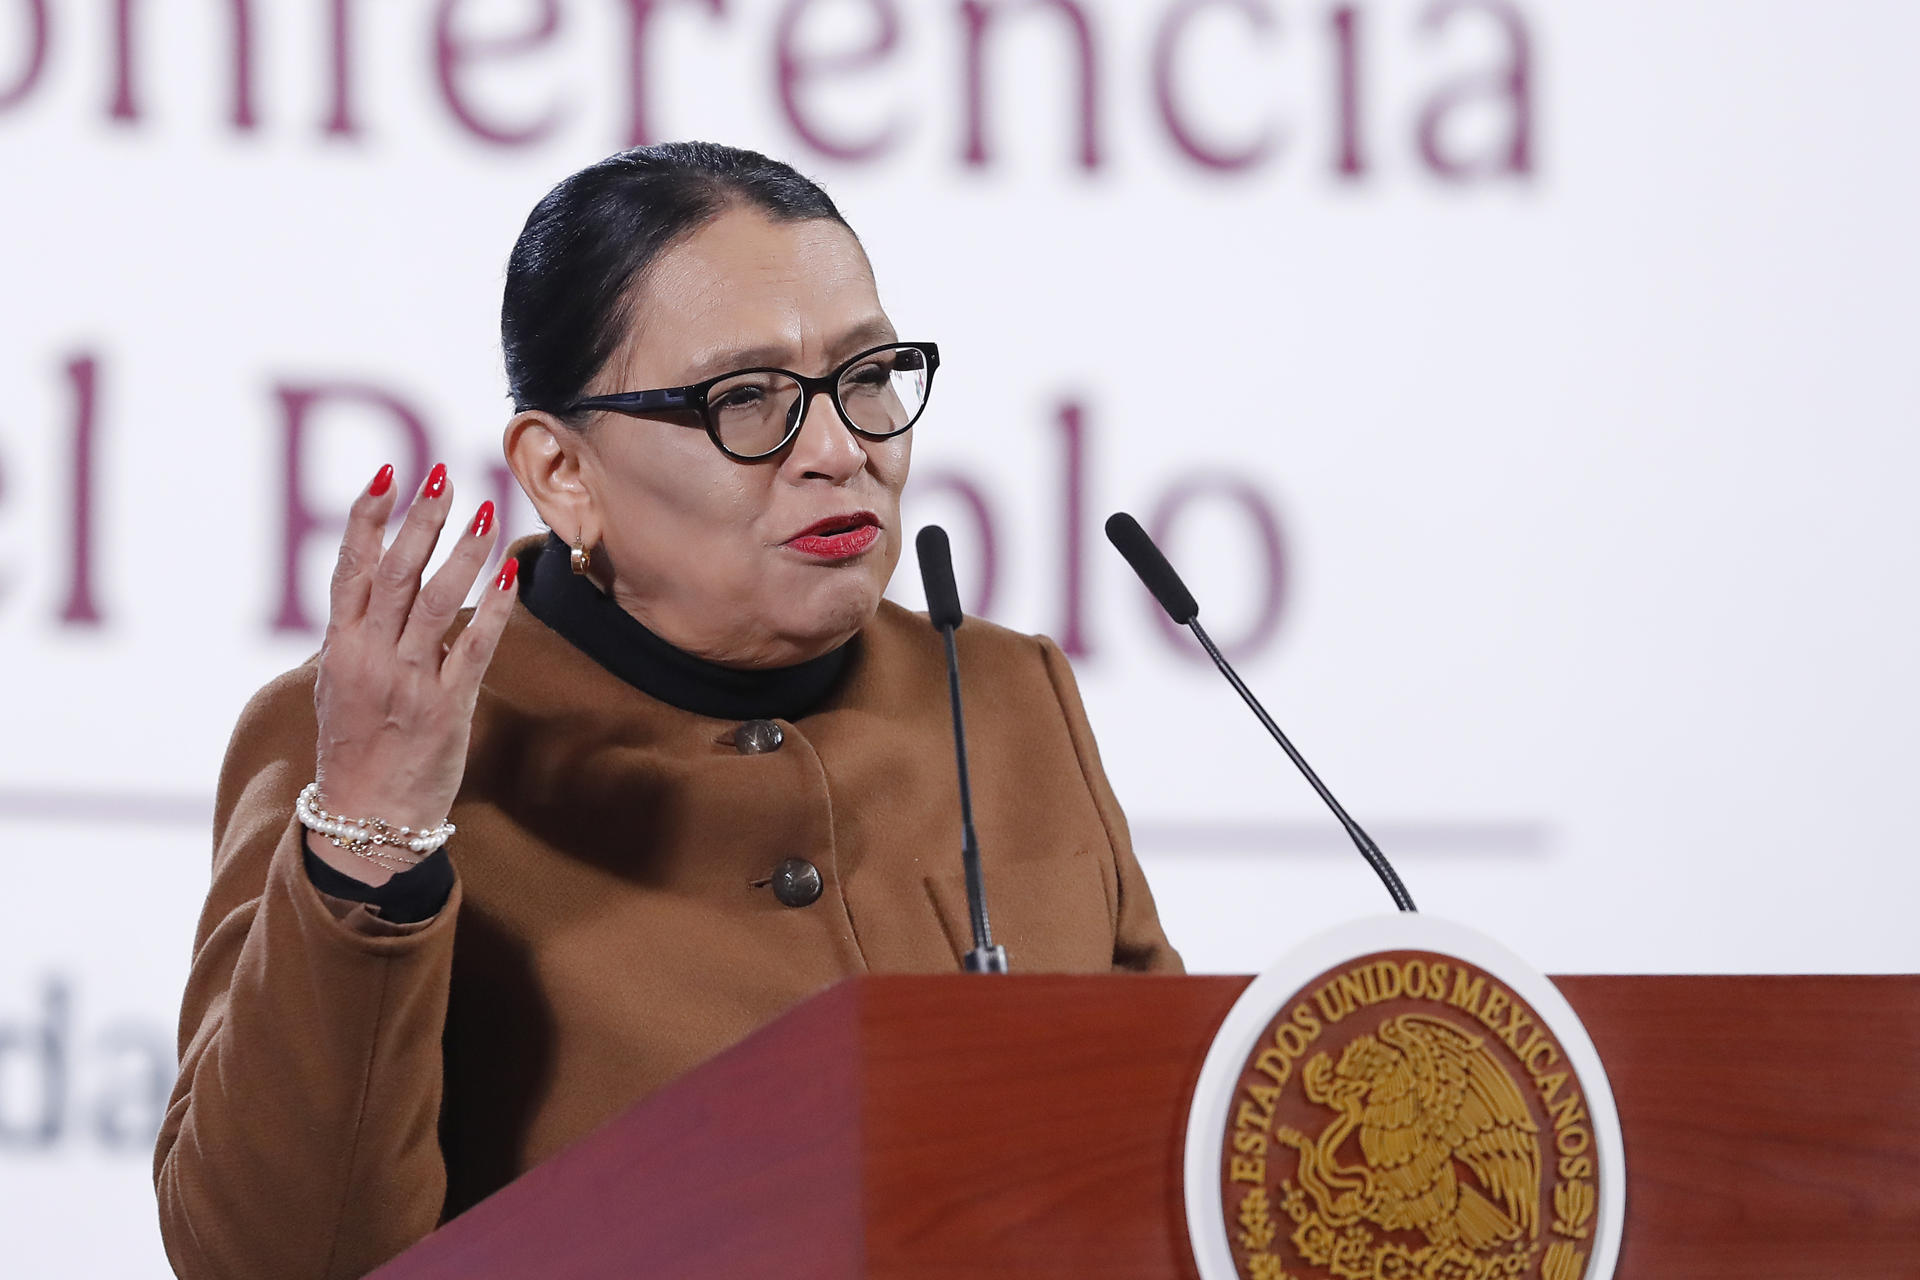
xmin=1104 ymin=512 xmax=1200 ymax=625
xmin=915 ymin=525 xmax=965 ymax=631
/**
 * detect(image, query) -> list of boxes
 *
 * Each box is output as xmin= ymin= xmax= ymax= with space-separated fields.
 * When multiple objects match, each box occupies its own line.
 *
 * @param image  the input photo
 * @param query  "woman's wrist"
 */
xmin=311 ymin=767 xmax=454 ymax=836
xmin=303 ymin=829 xmax=404 ymax=887
xmin=295 ymin=782 xmax=455 ymax=885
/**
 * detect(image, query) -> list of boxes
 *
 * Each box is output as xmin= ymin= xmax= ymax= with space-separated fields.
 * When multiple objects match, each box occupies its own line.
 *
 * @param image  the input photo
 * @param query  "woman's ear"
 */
xmin=503 ymin=411 xmax=599 ymax=546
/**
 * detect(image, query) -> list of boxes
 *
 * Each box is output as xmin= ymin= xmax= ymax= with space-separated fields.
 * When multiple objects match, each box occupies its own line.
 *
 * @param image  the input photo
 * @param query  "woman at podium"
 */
xmin=152 ymin=143 xmax=1181 ymax=1280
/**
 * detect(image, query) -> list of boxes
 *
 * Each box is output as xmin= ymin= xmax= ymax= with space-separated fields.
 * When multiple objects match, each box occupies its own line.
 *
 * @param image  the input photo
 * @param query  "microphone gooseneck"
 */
xmin=1102 ymin=512 xmax=1418 ymax=913
xmin=914 ymin=526 xmax=1011 ymax=972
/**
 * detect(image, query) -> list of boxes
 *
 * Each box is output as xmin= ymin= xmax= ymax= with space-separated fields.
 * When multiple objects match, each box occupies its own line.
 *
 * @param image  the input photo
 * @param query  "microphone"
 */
xmin=1103 ymin=513 xmax=1418 ymax=913
xmin=914 ymin=525 xmax=1011 ymax=972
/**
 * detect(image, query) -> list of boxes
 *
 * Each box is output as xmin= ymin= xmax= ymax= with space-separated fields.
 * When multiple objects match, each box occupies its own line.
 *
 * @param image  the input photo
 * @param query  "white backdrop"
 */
xmin=2 ymin=0 xmax=1916 ymax=1273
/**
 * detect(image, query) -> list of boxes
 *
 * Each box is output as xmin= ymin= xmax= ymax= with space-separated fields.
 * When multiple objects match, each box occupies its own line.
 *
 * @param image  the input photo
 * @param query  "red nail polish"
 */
xmin=495 ymin=558 xmax=519 ymax=592
xmin=469 ymin=501 xmax=495 ymax=538
xmin=423 ymin=462 xmax=448 ymax=499
xmin=369 ymin=464 xmax=394 ymax=497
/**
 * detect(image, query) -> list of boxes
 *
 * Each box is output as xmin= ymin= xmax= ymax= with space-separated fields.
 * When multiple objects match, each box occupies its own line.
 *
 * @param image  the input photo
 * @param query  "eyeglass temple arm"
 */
xmin=565 ymin=387 xmax=697 ymax=415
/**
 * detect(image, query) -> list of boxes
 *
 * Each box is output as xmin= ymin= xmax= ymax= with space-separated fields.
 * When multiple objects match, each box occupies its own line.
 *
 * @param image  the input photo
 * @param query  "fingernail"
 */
xmin=369 ymin=464 xmax=394 ymax=497
xmin=423 ymin=462 xmax=448 ymax=499
xmin=469 ymin=501 xmax=495 ymax=538
xmin=495 ymin=558 xmax=520 ymax=592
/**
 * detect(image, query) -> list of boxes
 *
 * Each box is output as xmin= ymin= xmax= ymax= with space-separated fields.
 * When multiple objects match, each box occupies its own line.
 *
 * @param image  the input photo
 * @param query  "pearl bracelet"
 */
xmin=295 ymin=782 xmax=456 ymax=858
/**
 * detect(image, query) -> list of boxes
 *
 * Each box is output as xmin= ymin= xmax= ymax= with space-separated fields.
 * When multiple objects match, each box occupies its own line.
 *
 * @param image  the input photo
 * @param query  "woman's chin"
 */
xmin=773 ymin=578 xmax=885 ymax=656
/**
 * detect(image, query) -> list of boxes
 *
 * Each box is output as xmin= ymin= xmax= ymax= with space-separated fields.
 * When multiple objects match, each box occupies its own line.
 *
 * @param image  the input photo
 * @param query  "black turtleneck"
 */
xmin=519 ymin=533 xmax=851 ymax=721
xmin=304 ymin=533 xmax=854 ymax=922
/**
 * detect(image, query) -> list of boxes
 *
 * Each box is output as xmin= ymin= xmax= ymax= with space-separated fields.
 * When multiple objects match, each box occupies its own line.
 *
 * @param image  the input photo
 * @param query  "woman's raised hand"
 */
xmin=310 ymin=463 xmax=518 ymax=883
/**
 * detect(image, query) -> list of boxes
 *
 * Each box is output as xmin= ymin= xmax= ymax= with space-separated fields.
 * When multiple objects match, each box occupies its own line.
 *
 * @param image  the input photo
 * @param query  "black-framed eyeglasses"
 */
xmin=563 ymin=341 xmax=940 ymax=462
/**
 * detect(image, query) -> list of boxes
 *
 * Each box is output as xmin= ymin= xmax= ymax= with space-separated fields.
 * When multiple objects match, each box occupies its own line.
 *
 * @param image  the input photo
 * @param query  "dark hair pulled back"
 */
xmin=501 ymin=141 xmax=850 ymax=416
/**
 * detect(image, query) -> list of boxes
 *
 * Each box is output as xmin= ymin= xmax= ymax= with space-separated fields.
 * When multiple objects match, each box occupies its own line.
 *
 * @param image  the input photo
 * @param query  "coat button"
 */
xmin=770 ymin=858 xmax=823 ymax=908
xmin=734 ymin=720 xmax=785 ymax=754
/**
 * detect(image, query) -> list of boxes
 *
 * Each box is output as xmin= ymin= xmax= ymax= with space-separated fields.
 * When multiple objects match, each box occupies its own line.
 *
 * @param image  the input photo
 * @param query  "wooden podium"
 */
xmin=372 ymin=974 xmax=1920 ymax=1279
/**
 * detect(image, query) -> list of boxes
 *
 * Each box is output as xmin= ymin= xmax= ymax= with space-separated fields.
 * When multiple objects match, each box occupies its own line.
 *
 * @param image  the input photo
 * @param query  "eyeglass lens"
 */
xmin=705 ymin=345 xmax=932 ymax=458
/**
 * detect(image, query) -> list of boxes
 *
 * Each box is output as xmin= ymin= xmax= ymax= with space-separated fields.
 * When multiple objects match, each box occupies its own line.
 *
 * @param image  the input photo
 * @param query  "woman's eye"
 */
xmin=844 ymin=363 xmax=890 ymax=391
xmin=713 ymin=386 xmax=767 ymax=411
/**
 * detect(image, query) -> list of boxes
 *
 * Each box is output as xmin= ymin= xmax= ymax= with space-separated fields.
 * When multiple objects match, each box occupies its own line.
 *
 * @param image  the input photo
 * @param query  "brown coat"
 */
xmin=153 ymin=594 xmax=1182 ymax=1280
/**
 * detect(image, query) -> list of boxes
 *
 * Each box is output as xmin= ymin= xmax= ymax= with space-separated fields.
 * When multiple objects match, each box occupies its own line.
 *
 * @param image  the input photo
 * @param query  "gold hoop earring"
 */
xmin=570 ymin=536 xmax=591 ymax=576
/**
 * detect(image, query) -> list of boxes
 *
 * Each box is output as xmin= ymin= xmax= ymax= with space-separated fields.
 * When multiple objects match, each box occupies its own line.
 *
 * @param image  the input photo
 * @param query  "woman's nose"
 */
xmin=785 ymin=388 xmax=866 ymax=481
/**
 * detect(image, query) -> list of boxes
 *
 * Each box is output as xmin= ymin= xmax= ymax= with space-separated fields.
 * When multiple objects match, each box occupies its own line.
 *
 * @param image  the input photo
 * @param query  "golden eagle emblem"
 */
xmin=1276 ymin=1013 xmax=1543 ymax=1253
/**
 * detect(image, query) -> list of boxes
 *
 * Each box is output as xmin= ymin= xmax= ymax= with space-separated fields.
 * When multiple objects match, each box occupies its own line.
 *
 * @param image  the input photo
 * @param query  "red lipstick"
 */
xmin=785 ymin=512 xmax=881 ymax=561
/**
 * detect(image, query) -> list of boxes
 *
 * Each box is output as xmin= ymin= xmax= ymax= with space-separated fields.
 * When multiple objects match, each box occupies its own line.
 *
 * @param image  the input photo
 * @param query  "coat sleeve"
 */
xmin=1035 ymin=638 xmax=1185 ymax=974
xmin=154 ymin=667 xmax=459 ymax=1280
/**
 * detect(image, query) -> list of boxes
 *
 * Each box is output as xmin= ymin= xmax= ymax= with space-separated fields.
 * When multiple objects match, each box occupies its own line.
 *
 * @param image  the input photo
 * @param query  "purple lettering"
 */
xmin=1417 ymin=0 xmax=1534 ymax=180
xmin=324 ymin=0 xmax=360 ymax=137
xmin=1054 ymin=397 xmax=1090 ymax=657
xmin=960 ymin=0 xmax=1100 ymax=170
xmin=58 ymin=355 xmax=102 ymax=627
xmin=434 ymin=0 xmax=564 ymax=146
xmin=230 ymin=0 xmax=256 ymax=129
xmin=108 ymin=1 xmax=256 ymax=129
xmin=1146 ymin=476 xmax=1286 ymax=660
xmin=0 ymin=0 xmax=48 ymax=112
xmin=775 ymin=0 xmax=903 ymax=162
xmin=622 ymin=0 xmax=728 ymax=147
xmin=273 ymin=382 xmax=432 ymax=633
xmin=1330 ymin=4 xmax=1363 ymax=177
xmin=1152 ymin=0 xmax=1278 ymax=172
xmin=107 ymin=0 xmax=136 ymax=123
xmin=0 ymin=444 xmax=8 ymax=605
